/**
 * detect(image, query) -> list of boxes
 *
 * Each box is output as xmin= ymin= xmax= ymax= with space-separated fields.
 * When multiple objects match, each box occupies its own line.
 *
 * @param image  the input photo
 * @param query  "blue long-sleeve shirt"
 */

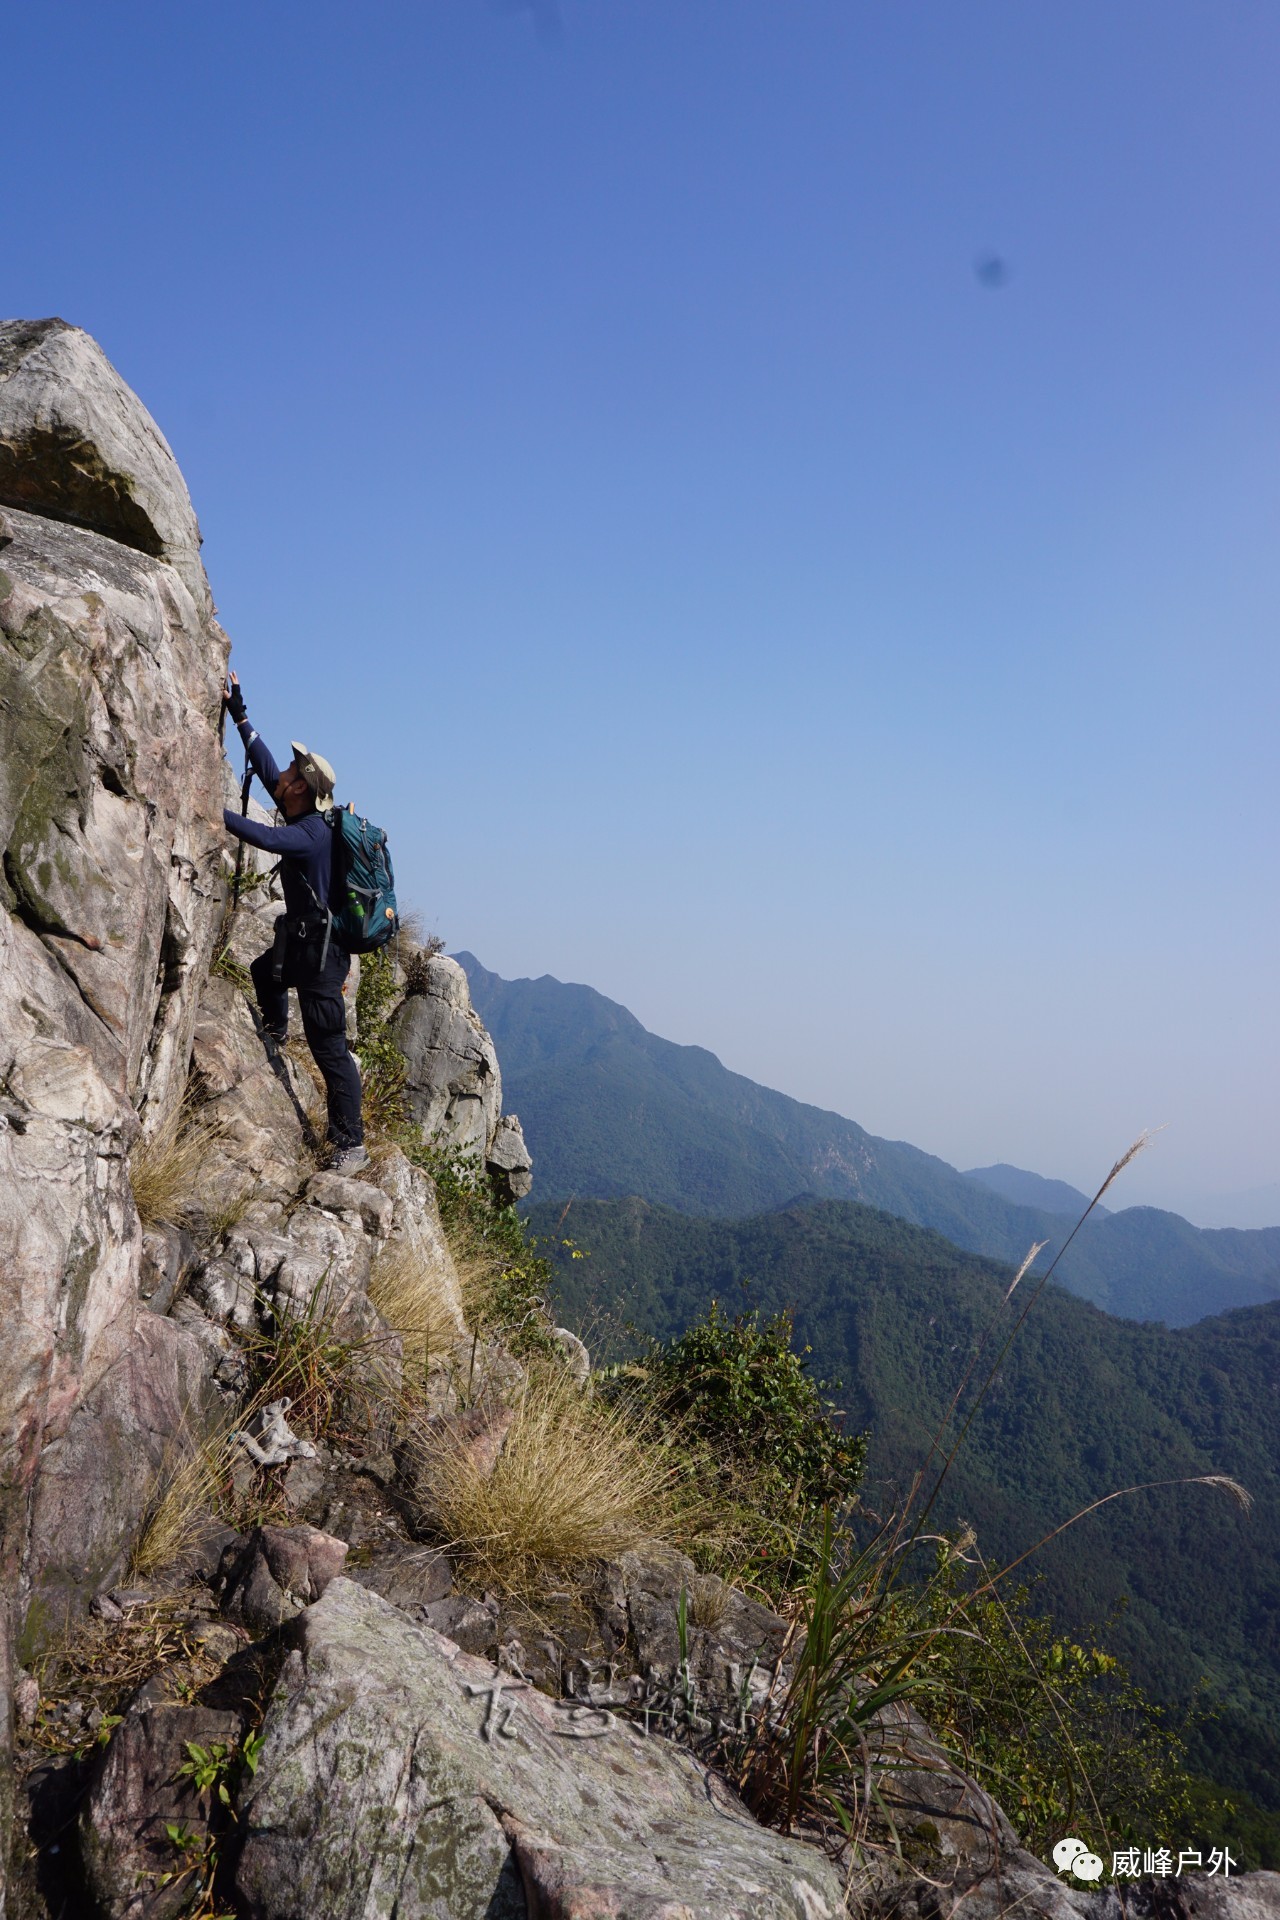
xmin=223 ymin=719 xmax=332 ymax=921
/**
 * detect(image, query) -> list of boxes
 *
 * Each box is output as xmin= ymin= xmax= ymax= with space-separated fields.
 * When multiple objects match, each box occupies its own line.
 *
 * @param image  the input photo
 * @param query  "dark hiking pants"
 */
xmin=250 ymin=939 xmax=364 ymax=1149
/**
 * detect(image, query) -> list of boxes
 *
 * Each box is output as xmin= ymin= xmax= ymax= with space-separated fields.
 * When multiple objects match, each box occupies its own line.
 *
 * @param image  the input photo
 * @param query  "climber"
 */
xmin=221 ymin=670 xmax=368 ymax=1175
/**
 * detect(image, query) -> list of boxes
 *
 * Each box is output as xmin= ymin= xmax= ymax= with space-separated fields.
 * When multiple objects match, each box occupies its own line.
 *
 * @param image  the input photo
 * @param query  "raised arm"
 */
xmin=225 ymin=671 xmax=283 ymax=796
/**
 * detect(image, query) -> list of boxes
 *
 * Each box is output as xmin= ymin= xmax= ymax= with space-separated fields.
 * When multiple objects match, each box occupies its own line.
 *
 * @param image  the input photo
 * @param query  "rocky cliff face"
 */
xmin=0 ymin=321 xmax=533 ymax=1914
xmin=0 ymin=323 xmax=234 ymax=1908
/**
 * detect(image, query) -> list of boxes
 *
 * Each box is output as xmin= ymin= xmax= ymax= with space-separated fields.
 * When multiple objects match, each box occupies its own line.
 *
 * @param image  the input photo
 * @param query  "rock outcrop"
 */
xmin=0 ymin=320 xmax=541 ymax=1916
xmin=0 ymin=320 xmax=208 ymax=609
xmin=234 ymin=1577 xmax=846 ymax=1920
xmin=393 ymin=950 xmax=533 ymax=1198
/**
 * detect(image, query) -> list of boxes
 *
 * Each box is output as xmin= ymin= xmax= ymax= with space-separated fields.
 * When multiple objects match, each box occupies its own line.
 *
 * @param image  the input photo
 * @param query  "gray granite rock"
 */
xmin=235 ymin=1577 xmax=846 ymax=1919
xmin=187 ymin=976 xmax=312 ymax=1222
xmin=25 ymin=1314 xmax=216 ymax=1622
xmin=138 ymin=1223 xmax=198 ymax=1313
xmin=391 ymin=952 xmax=503 ymax=1159
xmin=304 ymin=1168 xmax=394 ymax=1236
xmin=350 ymin=1545 xmax=454 ymax=1613
xmin=487 ymin=1111 xmax=533 ymax=1202
xmin=219 ymin=1524 xmax=348 ymax=1636
xmin=2 ymin=473 xmax=228 ymax=1684
xmin=0 ymin=318 xmax=207 ymax=608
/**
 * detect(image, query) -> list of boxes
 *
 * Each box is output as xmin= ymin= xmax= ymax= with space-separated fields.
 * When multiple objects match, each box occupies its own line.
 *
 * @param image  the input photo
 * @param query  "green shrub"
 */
xmin=917 ymin=1547 xmax=1201 ymax=1857
xmin=354 ymin=948 xmax=410 ymax=1138
xmin=643 ymin=1303 xmax=865 ymax=1506
xmin=607 ymin=1303 xmax=867 ymax=1592
xmin=407 ymin=1136 xmax=558 ymax=1358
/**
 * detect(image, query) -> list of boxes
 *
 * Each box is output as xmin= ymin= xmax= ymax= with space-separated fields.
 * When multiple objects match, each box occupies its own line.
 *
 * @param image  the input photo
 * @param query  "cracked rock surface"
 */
xmin=235 ymin=1577 xmax=847 ymax=1920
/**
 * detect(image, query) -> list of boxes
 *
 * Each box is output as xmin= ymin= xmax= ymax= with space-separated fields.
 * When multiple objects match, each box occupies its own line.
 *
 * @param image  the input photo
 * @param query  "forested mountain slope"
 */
xmin=530 ymin=1192 xmax=1280 ymax=1807
xmin=461 ymin=954 xmax=1280 ymax=1326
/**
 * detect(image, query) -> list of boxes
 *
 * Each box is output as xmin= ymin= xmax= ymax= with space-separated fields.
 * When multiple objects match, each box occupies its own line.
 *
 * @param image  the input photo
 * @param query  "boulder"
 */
xmin=219 ymin=1525 xmax=348 ymax=1636
xmin=487 ymin=1111 xmax=533 ymax=1202
xmin=303 ymin=1168 xmax=394 ymax=1236
xmin=235 ymin=1577 xmax=846 ymax=1919
xmin=478 ymin=1540 xmax=793 ymax=1708
xmin=80 ymin=1692 xmax=243 ymax=1920
xmin=391 ymin=952 xmax=503 ymax=1159
xmin=350 ymin=1545 xmax=454 ymax=1613
xmin=0 ymin=318 xmax=207 ymax=608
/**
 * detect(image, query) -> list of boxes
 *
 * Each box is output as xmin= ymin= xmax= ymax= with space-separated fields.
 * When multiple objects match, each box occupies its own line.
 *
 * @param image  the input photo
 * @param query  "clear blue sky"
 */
xmin=7 ymin=2 xmax=1277 ymax=1223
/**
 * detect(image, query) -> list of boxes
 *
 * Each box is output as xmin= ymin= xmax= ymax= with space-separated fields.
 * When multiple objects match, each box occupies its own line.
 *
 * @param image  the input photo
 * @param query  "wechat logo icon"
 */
xmin=1053 ymin=1838 xmax=1105 ymax=1881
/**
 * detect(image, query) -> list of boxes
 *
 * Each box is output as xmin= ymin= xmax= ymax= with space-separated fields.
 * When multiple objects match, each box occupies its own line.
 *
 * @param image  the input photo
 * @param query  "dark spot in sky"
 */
xmin=975 ymin=253 xmax=1011 ymax=290
xmin=491 ymin=0 xmax=565 ymax=48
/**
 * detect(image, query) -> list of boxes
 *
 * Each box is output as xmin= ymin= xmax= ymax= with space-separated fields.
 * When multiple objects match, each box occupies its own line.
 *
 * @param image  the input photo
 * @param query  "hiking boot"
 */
xmin=262 ymin=1023 xmax=289 ymax=1049
xmin=330 ymin=1144 xmax=370 ymax=1175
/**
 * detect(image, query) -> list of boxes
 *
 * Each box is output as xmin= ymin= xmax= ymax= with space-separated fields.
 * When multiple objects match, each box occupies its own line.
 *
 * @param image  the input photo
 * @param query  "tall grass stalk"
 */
xmin=907 ymin=1131 xmax=1158 ymax=1547
xmin=129 ymin=1418 xmax=241 ymax=1578
xmin=732 ymin=1133 xmax=1250 ymax=1854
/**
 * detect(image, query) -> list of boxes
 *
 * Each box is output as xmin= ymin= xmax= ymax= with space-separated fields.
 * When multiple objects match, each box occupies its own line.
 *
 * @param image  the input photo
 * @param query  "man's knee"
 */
xmin=250 ymin=947 xmax=288 ymax=1020
xmin=299 ymin=992 xmax=348 ymax=1060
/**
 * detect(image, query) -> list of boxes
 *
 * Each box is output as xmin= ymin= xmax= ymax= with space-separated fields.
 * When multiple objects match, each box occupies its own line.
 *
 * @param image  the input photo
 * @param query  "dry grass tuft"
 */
xmin=369 ymin=1239 xmax=463 ymax=1376
xmin=687 ymin=1570 xmax=732 ymax=1631
xmin=128 ymin=1425 xmax=235 ymax=1578
xmin=411 ymin=1366 xmax=678 ymax=1595
xmin=23 ymin=1600 xmax=211 ymax=1762
xmin=130 ymin=1095 xmax=231 ymax=1230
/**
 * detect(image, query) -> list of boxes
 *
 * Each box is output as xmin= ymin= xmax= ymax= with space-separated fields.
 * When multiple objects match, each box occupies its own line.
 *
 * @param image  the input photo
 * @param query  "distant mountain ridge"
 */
xmin=964 ymin=1162 xmax=1108 ymax=1218
xmin=456 ymin=953 xmax=1280 ymax=1328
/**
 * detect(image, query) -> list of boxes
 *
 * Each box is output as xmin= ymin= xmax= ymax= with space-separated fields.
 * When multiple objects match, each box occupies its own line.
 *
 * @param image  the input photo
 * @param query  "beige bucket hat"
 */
xmin=290 ymin=740 xmax=336 ymax=808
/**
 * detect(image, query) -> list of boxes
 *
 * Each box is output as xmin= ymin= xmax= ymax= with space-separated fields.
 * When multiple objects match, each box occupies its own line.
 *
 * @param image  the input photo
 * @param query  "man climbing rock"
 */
xmin=222 ymin=670 xmax=368 ymax=1174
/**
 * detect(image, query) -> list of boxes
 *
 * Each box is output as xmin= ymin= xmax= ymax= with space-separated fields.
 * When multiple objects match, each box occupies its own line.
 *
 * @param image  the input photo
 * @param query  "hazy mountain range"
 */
xmin=456 ymin=955 xmax=1280 ymax=1328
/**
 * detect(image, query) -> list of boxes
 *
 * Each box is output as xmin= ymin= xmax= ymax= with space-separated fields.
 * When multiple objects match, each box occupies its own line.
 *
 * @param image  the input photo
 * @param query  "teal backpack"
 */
xmin=327 ymin=802 xmax=398 ymax=954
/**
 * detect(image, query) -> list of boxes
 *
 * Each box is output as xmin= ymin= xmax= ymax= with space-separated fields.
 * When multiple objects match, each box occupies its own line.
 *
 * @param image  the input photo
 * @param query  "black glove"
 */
xmin=226 ymin=676 xmax=247 ymax=724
